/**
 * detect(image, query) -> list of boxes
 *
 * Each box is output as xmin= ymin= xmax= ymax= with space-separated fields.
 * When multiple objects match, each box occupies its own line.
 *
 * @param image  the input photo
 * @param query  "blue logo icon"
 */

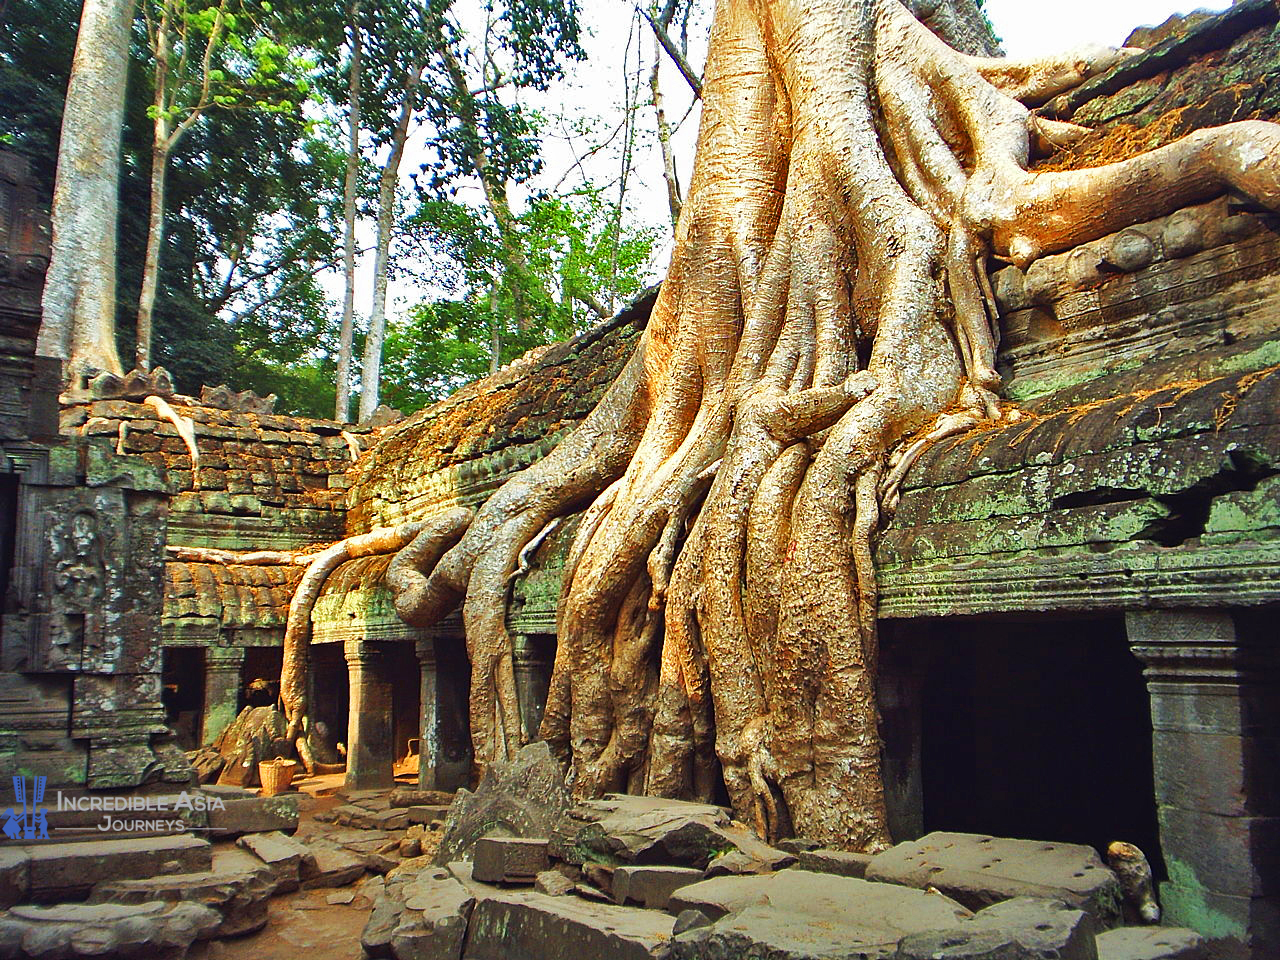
xmin=4 ymin=776 xmax=50 ymax=841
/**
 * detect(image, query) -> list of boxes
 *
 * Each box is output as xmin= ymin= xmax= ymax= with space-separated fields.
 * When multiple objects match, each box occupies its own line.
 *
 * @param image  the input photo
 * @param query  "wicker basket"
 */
xmin=258 ymin=758 xmax=298 ymax=797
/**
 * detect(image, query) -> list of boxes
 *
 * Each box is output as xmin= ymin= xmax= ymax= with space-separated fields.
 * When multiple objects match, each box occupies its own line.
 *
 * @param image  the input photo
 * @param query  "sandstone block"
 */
xmin=668 ymin=870 xmax=972 ymax=960
xmin=405 ymin=805 xmax=452 ymax=825
xmin=1096 ymin=927 xmax=1207 ymax=960
xmin=472 ymin=836 xmax=550 ymax=883
xmin=795 ymin=848 xmax=873 ymax=878
xmin=390 ymin=874 xmax=476 ymax=960
xmin=0 ymin=849 xmax=30 ymax=908
xmin=866 ymin=832 xmax=1123 ymax=926
xmin=389 ymin=788 xmax=454 ymax=809
xmin=88 ymin=865 xmax=274 ymax=938
xmin=24 ymin=835 xmax=212 ymax=902
xmin=896 ymin=897 xmax=1096 ymax=960
xmin=0 ymin=901 xmax=220 ymax=959
xmin=612 ymin=866 xmax=704 ymax=909
xmin=236 ymin=831 xmax=316 ymax=892
xmin=465 ymin=888 xmax=676 ymax=960
xmin=206 ymin=792 xmax=299 ymax=837
xmin=534 ymin=870 xmax=576 ymax=897
xmin=300 ymin=844 xmax=367 ymax=889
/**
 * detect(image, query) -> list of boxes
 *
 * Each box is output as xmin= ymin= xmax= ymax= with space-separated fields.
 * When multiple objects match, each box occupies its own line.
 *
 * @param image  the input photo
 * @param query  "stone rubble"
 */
xmin=0 ymin=901 xmax=221 ymax=959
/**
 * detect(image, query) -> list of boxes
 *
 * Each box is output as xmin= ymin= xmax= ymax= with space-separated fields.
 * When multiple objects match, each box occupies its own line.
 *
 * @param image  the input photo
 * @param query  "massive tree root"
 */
xmin=384 ymin=0 xmax=1280 ymax=849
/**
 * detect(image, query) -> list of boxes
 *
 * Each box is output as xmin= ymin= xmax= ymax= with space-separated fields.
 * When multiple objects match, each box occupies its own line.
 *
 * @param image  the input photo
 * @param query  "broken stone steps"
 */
xmin=0 ymin=900 xmax=221 ymax=960
xmin=86 ymin=861 xmax=275 ymax=938
xmin=9 ymin=834 xmax=213 ymax=903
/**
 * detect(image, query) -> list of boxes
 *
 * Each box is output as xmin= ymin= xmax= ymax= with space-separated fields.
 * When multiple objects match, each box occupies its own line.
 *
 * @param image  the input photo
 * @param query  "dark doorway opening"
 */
xmin=0 ymin=473 xmax=18 ymax=607
xmin=310 ymin=642 xmax=349 ymax=759
xmin=436 ymin=631 xmax=473 ymax=791
xmin=161 ymin=647 xmax=205 ymax=750
xmin=917 ymin=615 xmax=1163 ymax=879
xmin=390 ymin=642 xmax=421 ymax=779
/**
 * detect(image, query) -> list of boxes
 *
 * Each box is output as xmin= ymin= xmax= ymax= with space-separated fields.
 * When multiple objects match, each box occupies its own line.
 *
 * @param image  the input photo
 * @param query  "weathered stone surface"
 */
xmin=0 ymin=901 xmax=220 ymax=958
xmin=464 ymin=887 xmax=676 ymax=960
xmin=206 ymin=792 xmax=299 ymax=837
xmin=300 ymin=843 xmax=367 ymax=889
xmin=236 ymin=830 xmax=316 ymax=892
xmin=362 ymin=888 xmax=406 ymax=958
xmin=1095 ymin=927 xmax=1207 ymax=960
xmin=390 ymin=873 xmax=475 ymax=960
xmin=23 ymin=835 xmax=212 ymax=902
xmin=389 ymin=788 xmax=454 ymax=809
xmin=866 ymin=832 xmax=1123 ymax=926
xmin=434 ymin=742 xmax=571 ymax=866
xmin=471 ymin=836 xmax=550 ymax=883
xmin=705 ymin=847 xmax=795 ymax=877
xmin=795 ymin=847 xmax=873 ymax=878
xmin=0 ymin=848 xmax=30 ymax=908
xmin=896 ymin=897 xmax=1097 ymax=960
xmin=405 ymin=805 xmax=452 ymax=826
xmin=667 ymin=870 xmax=972 ymax=960
xmin=534 ymin=870 xmax=577 ymax=897
xmin=612 ymin=866 xmax=704 ymax=909
xmin=88 ymin=864 xmax=275 ymax=938
xmin=553 ymin=793 xmax=792 ymax=871
xmin=667 ymin=874 xmax=777 ymax=921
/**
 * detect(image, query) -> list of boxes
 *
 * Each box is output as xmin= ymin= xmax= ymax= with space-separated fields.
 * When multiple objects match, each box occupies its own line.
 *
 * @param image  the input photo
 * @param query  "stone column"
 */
xmin=513 ymin=634 xmax=552 ymax=742
xmin=202 ymin=646 xmax=245 ymax=745
xmin=416 ymin=639 xmax=439 ymax=790
xmin=345 ymin=639 xmax=395 ymax=790
xmin=1126 ymin=609 xmax=1279 ymax=957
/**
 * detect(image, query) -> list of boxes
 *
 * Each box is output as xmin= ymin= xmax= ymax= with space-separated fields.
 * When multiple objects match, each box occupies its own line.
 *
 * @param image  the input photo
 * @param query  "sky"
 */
xmin=342 ymin=0 xmax=1232 ymax=329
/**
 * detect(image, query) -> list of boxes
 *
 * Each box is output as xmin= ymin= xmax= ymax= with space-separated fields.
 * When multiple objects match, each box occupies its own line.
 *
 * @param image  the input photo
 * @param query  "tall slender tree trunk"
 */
xmin=650 ymin=30 xmax=681 ymax=228
xmin=38 ymin=0 xmax=136 ymax=379
xmin=357 ymin=67 xmax=421 ymax=422
xmin=335 ymin=0 xmax=362 ymax=423
xmin=135 ymin=135 xmax=169 ymax=371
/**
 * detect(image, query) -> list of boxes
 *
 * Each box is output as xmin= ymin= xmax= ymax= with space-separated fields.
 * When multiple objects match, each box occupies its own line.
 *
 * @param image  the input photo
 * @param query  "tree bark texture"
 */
xmin=37 ymin=0 xmax=136 ymax=378
xmin=369 ymin=0 xmax=1280 ymax=850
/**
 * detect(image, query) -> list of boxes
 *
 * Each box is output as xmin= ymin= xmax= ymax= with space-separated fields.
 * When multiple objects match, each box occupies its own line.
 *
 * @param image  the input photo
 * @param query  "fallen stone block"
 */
xmin=390 ymin=873 xmax=475 ymax=960
xmin=706 ymin=848 xmax=794 ymax=877
xmin=0 ymin=900 xmax=220 ymax=959
xmin=362 ymin=888 xmax=407 ymax=959
xmin=667 ymin=870 xmax=972 ymax=960
xmin=405 ymin=805 xmax=452 ymax=825
xmin=472 ymin=836 xmax=550 ymax=884
xmin=612 ymin=866 xmax=704 ymax=909
xmin=88 ymin=865 xmax=275 ymax=938
xmin=24 ymin=835 xmax=212 ymax=902
xmin=534 ymin=870 xmax=576 ymax=897
xmin=795 ymin=848 xmax=872 ymax=878
xmin=300 ymin=844 xmax=367 ymax=889
xmin=236 ymin=831 xmax=317 ymax=893
xmin=465 ymin=887 xmax=677 ymax=960
xmin=206 ymin=791 xmax=299 ymax=837
xmin=553 ymin=793 xmax=794 ymax=871
xmin=389 ymin=788 xmax=454 ymax=809
xmin=0 ymin=849 xmax=30 ymax=909
xmin=896 ymin=897 xmax=1096 ymax=960
xmin=666 ymin=873 xmax=777 ymax=921
xmin=1096 ymin=926 xmax=1207 ymax=960
xmin=866 ymin=832 xmax=1123 ymax=927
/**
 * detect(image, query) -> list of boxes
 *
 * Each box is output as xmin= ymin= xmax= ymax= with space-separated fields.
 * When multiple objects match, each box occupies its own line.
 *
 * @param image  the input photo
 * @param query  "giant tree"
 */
xmin=283 ymin=0 xmax=1280 ymax=851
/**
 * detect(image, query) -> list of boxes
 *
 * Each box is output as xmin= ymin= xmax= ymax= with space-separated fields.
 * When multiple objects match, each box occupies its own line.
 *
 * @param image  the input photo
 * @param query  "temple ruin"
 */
xmin=1 ymin=2 xmax=1279 ymax=958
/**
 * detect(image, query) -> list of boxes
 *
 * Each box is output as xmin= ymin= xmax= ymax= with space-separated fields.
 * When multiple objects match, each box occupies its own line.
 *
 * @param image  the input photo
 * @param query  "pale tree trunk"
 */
xmin=357 ymin=67 xmax=421 ymax=422
xmin=335 ymin=0 xmax=362 ymax=423
xmin=38 ymin=0 xmax=136 ymax=379
xmin=136 ymin=132 xmax=168 ymax=371
xmin=345 ymin=0 xmax=1280 ymax=850
xmin=649 ymin=29 xmax=681 ymax=228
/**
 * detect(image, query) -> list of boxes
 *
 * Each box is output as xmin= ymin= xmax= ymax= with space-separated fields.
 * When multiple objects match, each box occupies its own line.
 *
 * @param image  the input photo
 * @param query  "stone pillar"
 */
xmin=345 ymin=639 xmax=395 ymax=790
xmin=1126 ymin=609 xmax=1279 ymax=957
xmin=202 ymin=646 xmax=245 ymax=745
xmin=416 ymin=639 xmax=439 ymax=790
xmin=513 ymin=635 xmax=552 ymax=742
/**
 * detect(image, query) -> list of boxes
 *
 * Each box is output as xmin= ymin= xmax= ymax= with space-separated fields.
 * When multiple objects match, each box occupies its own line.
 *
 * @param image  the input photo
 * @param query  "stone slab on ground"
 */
xmin=206 ymin=792 xmax=299 ymax=837
xmin=612 ymin=866 xmax=705 ymax=909
xmin=866 ymin=832 xmax=1123 ymax=926
xmin=88 ymin=864 xmax=275 ymax=937
xmin=236 ymin=831 xmax=317 ymax=892
xmin=300 ymin=844 xmax=367 ymax=889
xmin=896 ymin=897 xmax=1096 ymax=960
xmin=464 ymin=887 xmax=676 ymax=960
xmin=390 ymin=873 xmax=475 ymax=960
xmin=22 ymin=834 xmax=212 ymax=902
xmin=553 ymin=793 xmax=794 ymax=871
xmin=0 ymin=900 xmax=220 ymax=958
xmin=405 ymin=805 xmax=452 ymax=825
xmin=1096 ymin=926 xmax=1207 ymax=960
xmin=666 ymin=873 xmax=776 ymax=921
xmin=389 ymin=788 xmax=454 ymax=809
xmin=795 ymin=848 xmax=873 ymax=878
xmin=471 ymin=837 xmax=550 ymax=883
xmin=0 ymin=848 xmax=30 ymax=909
xmin=667 ymin=870 xmax=972 ymax=960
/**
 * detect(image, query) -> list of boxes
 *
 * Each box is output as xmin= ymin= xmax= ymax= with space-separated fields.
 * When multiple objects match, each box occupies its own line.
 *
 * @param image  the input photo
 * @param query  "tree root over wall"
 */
xmin=284 ymin=0 xmax=1280 ymax=851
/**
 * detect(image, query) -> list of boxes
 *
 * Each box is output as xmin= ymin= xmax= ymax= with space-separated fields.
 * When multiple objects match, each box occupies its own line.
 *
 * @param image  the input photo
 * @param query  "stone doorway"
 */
xmin=161 ymin=647 xmax=205 ymax=750
xmin=887 ymin=615 xmax=1163 ymax=877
